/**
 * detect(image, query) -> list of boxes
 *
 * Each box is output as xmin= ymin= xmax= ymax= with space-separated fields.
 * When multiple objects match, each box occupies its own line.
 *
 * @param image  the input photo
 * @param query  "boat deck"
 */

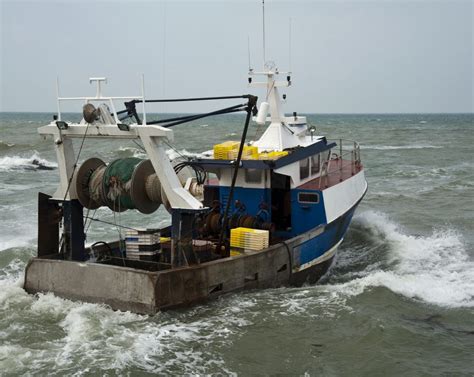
xmin=299 ymin=159 xmax=363 ymax=191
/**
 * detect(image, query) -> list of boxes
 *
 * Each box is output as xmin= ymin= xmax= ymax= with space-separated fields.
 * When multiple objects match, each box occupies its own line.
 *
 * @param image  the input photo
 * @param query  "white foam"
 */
xmin=329 ymin=211 xmax=474 ymax=308
xmin=166 ymin=148 xmax=204 ymax=160
xmin=0 ymin=153 xmax=57 ymax=171
xmin=0 ymin=238 xmax=34 ymax=252
xmin=0 ymin=140 xmax=15 ymax=148
xmin=0 ymin=274 xmax=251 ymax=374
xmin=48 ymin=298 xmax=244 ymax=373
xmin=0 ymin=260 xmax=31 ymax=311
xmin=0 ymin=213 xmax=37 ymax=251
xmin=115 ymin=146 xmax=147 ymax=158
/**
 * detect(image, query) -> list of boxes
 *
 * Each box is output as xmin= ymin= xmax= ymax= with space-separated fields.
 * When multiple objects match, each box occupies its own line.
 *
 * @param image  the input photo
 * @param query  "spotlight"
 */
xmin=117 ymin=123 xmax=130 ymax=131
xmin=55 ymin=121 xmax=68 ymax=130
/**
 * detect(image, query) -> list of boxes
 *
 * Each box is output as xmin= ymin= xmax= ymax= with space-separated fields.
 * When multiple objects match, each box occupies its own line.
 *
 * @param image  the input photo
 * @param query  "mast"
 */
xmin=248 ymin=2 xmax=308 ymax=151
xmin=262 ymin=0 xmax=266 ymax=66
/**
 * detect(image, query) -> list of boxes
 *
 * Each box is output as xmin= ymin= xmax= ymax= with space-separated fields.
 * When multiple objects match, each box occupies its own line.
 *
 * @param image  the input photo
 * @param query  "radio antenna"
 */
xmin=247 ymin=36 xmax=252 ymax=71
xmin=162 ymin=0 xmax=167 ymax=112
xmin=56 ymin=77 xmax=61 ymax=121
xmin=262 ymin=0 xmax=266 ymax=66
xmin=288 ymin=17 xmax=292 ymax=72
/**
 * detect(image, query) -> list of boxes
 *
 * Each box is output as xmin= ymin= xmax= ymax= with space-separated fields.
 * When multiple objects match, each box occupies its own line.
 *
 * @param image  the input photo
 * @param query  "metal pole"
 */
xmin=56 ymin=77 xmax=61 ymax=121
xmin=217 ymin=96 xmax=258 ymax=255
xmin=141 ymin=74 xmax=147 ymax=125
xmin=351 ymin=150 xmax=355 ymax=175
xmin=262 ymin=0 xmax=266 ymax=66
xmin=339 ymin=139 xmax=343 ymax=181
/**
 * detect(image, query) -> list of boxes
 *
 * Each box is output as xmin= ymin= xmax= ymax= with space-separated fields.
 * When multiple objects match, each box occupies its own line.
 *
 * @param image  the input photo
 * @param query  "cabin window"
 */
xmin=311 ymin=154 xmax=320 ymax=175
xmin=245 ymin=169 xmax=262 ymax=183
xmin=299 ymin=158 xmax=309 ymax=180
xmin=298 ymin=192 xmax=320 ymax=204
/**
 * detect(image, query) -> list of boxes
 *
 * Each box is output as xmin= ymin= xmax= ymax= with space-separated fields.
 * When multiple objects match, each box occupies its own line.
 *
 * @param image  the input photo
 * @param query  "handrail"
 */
xmin=318 ymin=138 xmax=362 ymax=188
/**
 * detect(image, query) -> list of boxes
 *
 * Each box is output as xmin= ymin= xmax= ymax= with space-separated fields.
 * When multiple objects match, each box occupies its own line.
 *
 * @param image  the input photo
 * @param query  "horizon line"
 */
xmin=1 ymin=111 xmax=473 ymax=116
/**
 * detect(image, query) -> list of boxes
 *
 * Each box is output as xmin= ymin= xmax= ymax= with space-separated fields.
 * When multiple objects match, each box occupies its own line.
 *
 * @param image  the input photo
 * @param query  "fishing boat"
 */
xmin=24 ymin=62 xmax=367 ymax=313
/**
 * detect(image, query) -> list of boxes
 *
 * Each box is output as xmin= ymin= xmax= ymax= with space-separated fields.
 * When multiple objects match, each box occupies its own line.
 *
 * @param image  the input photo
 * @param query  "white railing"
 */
xmin=55 ymin=76 xmax=146 ymax=125
xmin=319 ymin=139 xmax=362 ymax=188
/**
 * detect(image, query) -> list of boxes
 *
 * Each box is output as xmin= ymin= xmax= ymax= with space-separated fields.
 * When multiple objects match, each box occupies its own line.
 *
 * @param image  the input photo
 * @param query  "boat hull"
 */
xmin=24 ymin=196 xmax=362 ymax=314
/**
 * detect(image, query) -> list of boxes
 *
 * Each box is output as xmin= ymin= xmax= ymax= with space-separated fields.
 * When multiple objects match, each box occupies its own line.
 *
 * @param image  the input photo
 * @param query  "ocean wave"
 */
xmin=0 ymin=153 xmax=57 ymax=172
xmin=362 ymin=144 xmax=442 ymax=151
xmin=114 ymin=147 xmax=204 ymax=161
xmin=114 ymin=146 xmax=147 ymax=159
xmin=0 ymin=238 xmax=35 ymax=252
xmin=0 ymin=213 xmax=37 ymax=252
xmin=166 ymin=148 xmax=205 ymax=160
xmin=0 ymin=266 xmax=246 ymax=375
xmin=328 ymin=211 xmax=474 ymax=308
xmin=0 ymin=182 xmax=47 ymax=196
xmin=0 ymin=140 xmax=16 ymax=151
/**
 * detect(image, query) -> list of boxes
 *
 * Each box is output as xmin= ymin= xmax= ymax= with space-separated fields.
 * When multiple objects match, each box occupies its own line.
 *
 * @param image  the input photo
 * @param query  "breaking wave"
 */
xmin=328 ymin=211 xmax=474 ymax=308
xmin=0 ymin=264 xmax=246 ymax=374
xmin=0 ymin=209 xmax=472 ymax=374
xmin=0 ymin=238 xmax=35 ymax=252
xmin=115 ymin=146 xmax=147 ymax=159
xmin=166 ymin=148 xmax=205 ymax=160
xmin=0 ymin=140 xmax=16 ymax=151
xmin=114 ymin=147 xmax=204 ymax=161
xmin=0 ymin=154 xmax=57 ymax=171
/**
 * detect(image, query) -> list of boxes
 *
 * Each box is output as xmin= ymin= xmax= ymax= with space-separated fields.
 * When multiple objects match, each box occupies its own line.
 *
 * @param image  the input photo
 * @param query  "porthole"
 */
xmin=298 ymin=192 xmax=319 ymax=204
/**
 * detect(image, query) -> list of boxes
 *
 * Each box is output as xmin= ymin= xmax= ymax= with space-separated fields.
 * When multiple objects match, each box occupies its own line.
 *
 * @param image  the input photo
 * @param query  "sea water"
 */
xmin=0 ymin=112 xmax=473 ymax=375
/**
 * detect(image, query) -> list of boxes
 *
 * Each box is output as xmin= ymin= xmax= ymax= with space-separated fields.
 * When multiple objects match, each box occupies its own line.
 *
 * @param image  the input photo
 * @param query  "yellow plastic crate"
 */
xmin=213 ymin=141 xmax=240 ymax=160
xmin=214 ymin=142 xmax=261 ymax=160
xmin=258 ymin=150 xmax=289 ymax=160
xmin=242 ymin=145 xmax=259 ymax=160
xmin=268 ymin=151 xmax=288 ymax=159
xmin=230 ymin=227 xmax=269 ymax=251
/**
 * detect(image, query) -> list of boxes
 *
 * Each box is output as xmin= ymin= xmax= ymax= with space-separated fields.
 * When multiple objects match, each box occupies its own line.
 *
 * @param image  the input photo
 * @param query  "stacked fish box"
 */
xmin=213 ymin=141 xmax=240 ymax=159
xmin=258 ymin=150 xmax=289 ymax=160
xmin=125 ymin=229 xmax=161 ymax=261
xmin=229 ymin=145 xmax=259 ymax=160
xmin=213 ymin=141 xmax=260 ymax=160
xmin=230 ymin=227 xmax=269 ymax=251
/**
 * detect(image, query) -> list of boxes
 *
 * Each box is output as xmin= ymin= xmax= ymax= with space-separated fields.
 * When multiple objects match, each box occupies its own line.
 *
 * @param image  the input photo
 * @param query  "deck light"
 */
xmin=309 ymin=125 xmax=316 ymax=141
xmin=55 ymin=121 xmax=68 ymax=130
xmin=117 ymin=123 xmax=130 ymax=131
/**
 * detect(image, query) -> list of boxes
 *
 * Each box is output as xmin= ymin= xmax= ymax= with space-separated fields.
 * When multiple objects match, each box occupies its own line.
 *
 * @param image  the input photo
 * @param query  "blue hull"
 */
xmin=289 ymin=199 xmax=359 ymax=286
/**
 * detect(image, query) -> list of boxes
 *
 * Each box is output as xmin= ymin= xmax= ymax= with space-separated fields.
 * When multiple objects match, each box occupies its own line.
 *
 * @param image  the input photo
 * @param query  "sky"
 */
xmin=0 ymin=0 xmax=472 ymax=114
